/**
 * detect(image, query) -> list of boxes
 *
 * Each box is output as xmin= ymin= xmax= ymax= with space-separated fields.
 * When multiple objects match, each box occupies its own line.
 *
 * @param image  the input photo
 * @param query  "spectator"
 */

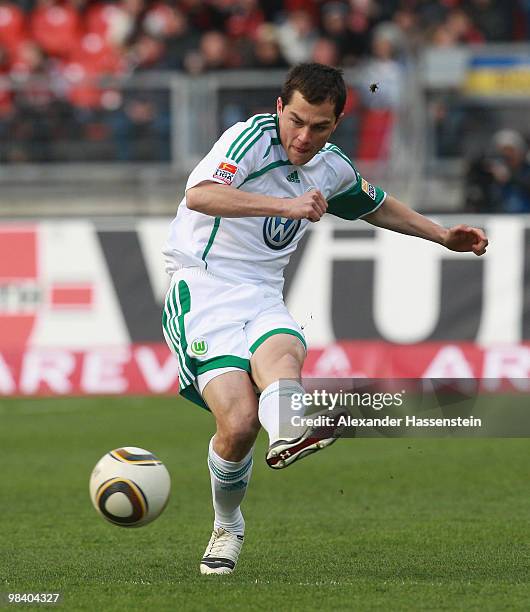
xmin=465 ymin=129 xmax=530 ymax=213
xmin=392 ymin=7 xmax=422 ymax=52
xmin=198 ymin=30 xmax=237 ymax=71
xmin=180 ymin=0 xmax=227 ymax=33
xmin=85 ymin=0 xmax=138 ymax=47
xmin=464 ymin=0 xmax=514 ymax=42
xmin=183 ymin=29 xmax=238 ymax=74
xmin=311 ymin=37 xmax=340 ymax=67
xmin=10 ymin=44 xmax=63 ymax=161
xmin=445 ymin=8 xmax=484 ymax=44
xmin=360 ymin=22 xmax=403 ymax=109
xmin=182 ymin=48 xmax=205 ymax=75
xmin=320 ymin=2 xmax=356 ymax=64
xmin=224 ymin=0 xmax=264 ymax=41
xmin=357 ymin=22 xmax=404 ymax=160
xmin=489 ymin=129 xmax=530 ymax=213
xmin=429 ymin=22 xmax=457 ymax=47
xmin=109 ymin=93 xmax=170 ymax=161
xmin=143 ymin=4 xmax=199 ymax=70
xmin=276 ymin=9 xmax=318 ymax=64
xmin=128 ymin=32 xmax=165 ymax=70
xmin=248 ymin=23 xmax=288 ymax=69
xmin=429 ymin=96 xmax=467 ymax=158
xmin=10 ymin=41 xmax=59 ymax=132
xmin=344 ymin=0 xmax=376 ymax=58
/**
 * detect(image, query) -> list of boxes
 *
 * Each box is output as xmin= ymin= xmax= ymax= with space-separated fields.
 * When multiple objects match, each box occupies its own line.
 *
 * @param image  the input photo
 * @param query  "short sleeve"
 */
xmin=186 ymin=115 xmax=276 ymax=192
xmin=325 ymin=147 xmax=387 ymax=220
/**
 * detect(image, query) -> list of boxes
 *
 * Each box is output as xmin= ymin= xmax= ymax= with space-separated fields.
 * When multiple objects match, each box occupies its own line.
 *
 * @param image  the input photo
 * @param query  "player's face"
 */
xmin=277 ymin=91 xmax=341 ymax=166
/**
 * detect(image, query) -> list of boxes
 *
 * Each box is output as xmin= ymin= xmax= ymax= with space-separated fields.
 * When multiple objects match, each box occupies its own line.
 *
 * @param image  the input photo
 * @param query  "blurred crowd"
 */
xmin=0 ymin=1 xmax=527 ymax=85
xmin=0 ymin=0 xmax=529 ymax=169
xmin=465 ymin=129 xmax=530 ymax=214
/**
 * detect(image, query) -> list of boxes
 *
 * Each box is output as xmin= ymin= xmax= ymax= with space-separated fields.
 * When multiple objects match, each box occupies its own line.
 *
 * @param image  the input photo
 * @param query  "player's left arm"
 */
xmin=363 ymin=194 xmax=488 ymax=256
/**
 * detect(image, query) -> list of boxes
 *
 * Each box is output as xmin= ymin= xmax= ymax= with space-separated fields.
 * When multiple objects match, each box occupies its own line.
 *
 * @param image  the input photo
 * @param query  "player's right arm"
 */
xmin=184 ymin=117 xmax=327 ymax=221
xmin=187 ymin=182 xmax=327 ymax=222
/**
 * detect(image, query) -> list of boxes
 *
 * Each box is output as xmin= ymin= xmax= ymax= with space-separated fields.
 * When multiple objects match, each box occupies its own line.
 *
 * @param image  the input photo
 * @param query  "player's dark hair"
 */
xmin=280 ymin=63 xmax=346 ymax=119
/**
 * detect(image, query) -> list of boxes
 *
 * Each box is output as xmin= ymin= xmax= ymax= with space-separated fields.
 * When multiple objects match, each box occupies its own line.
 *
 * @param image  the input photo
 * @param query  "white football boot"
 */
xmin=200 ymin=527 xmax=244 ymax=575
xmin=266 ymin=410 xmax=348 ymax=469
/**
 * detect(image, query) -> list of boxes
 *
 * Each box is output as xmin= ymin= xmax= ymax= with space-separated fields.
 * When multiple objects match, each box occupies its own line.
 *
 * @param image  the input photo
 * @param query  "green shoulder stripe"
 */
xmin=324 ymin=143 xmax=357 ymax=173
xmin=227 ymin=113 xmax=270 ymax=152
xmin=232 ymin=124 xmax=276 ymax=163
xmin=226 ymin=114 xmax=275 ymax=159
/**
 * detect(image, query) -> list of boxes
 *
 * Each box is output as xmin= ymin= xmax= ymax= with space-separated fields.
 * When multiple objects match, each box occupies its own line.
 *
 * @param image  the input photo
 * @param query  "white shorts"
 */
xmin=162 ymin=267 xmax=306 ymax=409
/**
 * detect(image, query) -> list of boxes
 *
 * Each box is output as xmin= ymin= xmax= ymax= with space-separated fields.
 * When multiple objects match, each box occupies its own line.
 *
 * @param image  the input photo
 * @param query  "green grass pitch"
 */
xmin=1 ymin=396 xmax=529 ymax=611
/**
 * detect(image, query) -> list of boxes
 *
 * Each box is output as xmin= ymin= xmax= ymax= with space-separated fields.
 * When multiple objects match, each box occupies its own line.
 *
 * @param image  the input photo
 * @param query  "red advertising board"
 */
xmin=1 ymin=342 xmax=528 ymax=396
xmin=0 ymin=217 xmax=529 ymax=396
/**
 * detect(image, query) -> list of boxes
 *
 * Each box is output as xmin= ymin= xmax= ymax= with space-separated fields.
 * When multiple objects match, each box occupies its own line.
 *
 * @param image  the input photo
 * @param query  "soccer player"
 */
xmin=162 ymin=63 xmax=488 ymax=575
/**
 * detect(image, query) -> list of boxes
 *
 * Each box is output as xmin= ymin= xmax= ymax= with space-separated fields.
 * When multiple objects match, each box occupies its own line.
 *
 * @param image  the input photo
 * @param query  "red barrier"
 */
xmin=1 ymin=342 xmax=529 ymax=396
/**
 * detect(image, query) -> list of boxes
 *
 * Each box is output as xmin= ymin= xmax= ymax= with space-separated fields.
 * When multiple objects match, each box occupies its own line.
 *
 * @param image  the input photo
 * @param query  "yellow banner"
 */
xmin=465 ymin=68 xmax=530 ymax=95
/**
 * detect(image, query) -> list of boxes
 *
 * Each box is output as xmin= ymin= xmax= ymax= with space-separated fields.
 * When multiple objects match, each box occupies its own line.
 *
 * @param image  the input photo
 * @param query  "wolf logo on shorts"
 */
xmin=190 ymin=338 xmax=208 ymax=356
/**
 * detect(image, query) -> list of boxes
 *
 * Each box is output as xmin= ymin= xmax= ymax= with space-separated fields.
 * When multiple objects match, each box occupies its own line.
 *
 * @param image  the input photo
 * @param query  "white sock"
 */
xmin=207 ymin=438 xmax=253 ymax=536
xmin=258 ymin=380 xmax=306 ymax=445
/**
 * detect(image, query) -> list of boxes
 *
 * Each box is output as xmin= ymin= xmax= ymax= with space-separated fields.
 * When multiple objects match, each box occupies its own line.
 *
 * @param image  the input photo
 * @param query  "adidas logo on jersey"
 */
xmin=286 ymin=170 xmax=300 ymax=183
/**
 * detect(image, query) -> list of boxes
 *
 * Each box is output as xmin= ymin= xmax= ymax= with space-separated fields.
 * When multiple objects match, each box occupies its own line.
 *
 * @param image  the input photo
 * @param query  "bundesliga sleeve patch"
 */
xmin=361 ymin=178 xmax=376 ymax=201
xmin=213 ymin=162 xmax=238 ymax=185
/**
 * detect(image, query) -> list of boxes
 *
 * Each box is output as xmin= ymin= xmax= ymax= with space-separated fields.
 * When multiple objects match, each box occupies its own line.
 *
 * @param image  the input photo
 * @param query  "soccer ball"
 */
xmin=89 ymin=447 xmax=171 ymax=528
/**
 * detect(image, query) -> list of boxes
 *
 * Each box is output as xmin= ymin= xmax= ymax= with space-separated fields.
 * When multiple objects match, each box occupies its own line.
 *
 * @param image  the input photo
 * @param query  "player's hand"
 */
xmin=443 ymin=225 xmax=488 ymax=256
xmin=289 ymin=190 xmax=328 ymax=222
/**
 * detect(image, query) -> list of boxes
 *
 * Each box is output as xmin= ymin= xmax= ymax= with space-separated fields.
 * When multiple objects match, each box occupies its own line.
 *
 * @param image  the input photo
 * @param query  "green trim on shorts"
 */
xmin=176 ymin=281 xmax=195 ymax=375
xmin=180 ymin=355 xmax=251 ymax=412
xmin=249 ymin=328 xmax=307 ymax=354
xmin=195 ymin=355 xmax=251 ymax=375
xmin=162 ymin=305 xmax=185 ymax=380
xmin=163 ymin=281 xmax=193 ymax=387
xmin=180 ymin=385 xmax=210 ymax=411
xmin=162 ymin=278 xmax=200 ymax=393
xmin=164 ymin=280 xmax=253 ymax=413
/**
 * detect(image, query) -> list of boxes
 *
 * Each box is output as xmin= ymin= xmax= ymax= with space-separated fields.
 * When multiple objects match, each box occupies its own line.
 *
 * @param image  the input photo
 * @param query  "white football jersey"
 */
xmin=164 ymin=113 xmax=386 ymax=294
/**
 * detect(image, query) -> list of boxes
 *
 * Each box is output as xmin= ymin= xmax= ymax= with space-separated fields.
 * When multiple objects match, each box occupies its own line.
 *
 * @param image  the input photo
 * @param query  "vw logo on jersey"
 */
xmin=262 ymin=217 xmax=301 ymax=250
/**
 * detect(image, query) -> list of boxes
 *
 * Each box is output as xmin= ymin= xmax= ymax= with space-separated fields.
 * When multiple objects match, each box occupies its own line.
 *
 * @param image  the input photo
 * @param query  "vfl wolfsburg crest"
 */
xmin=190 ymin=337 xmax=208 ymax=356
xmin=262 ymin=217 xmax=301 ymax=250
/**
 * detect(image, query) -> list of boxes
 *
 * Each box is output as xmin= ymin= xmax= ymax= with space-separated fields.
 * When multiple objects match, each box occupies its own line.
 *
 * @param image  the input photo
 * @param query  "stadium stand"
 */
xmin=0 ymin=1 xmax=528 ymax=215
xmin=0 ymin=1 xmax=523 ymax=162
